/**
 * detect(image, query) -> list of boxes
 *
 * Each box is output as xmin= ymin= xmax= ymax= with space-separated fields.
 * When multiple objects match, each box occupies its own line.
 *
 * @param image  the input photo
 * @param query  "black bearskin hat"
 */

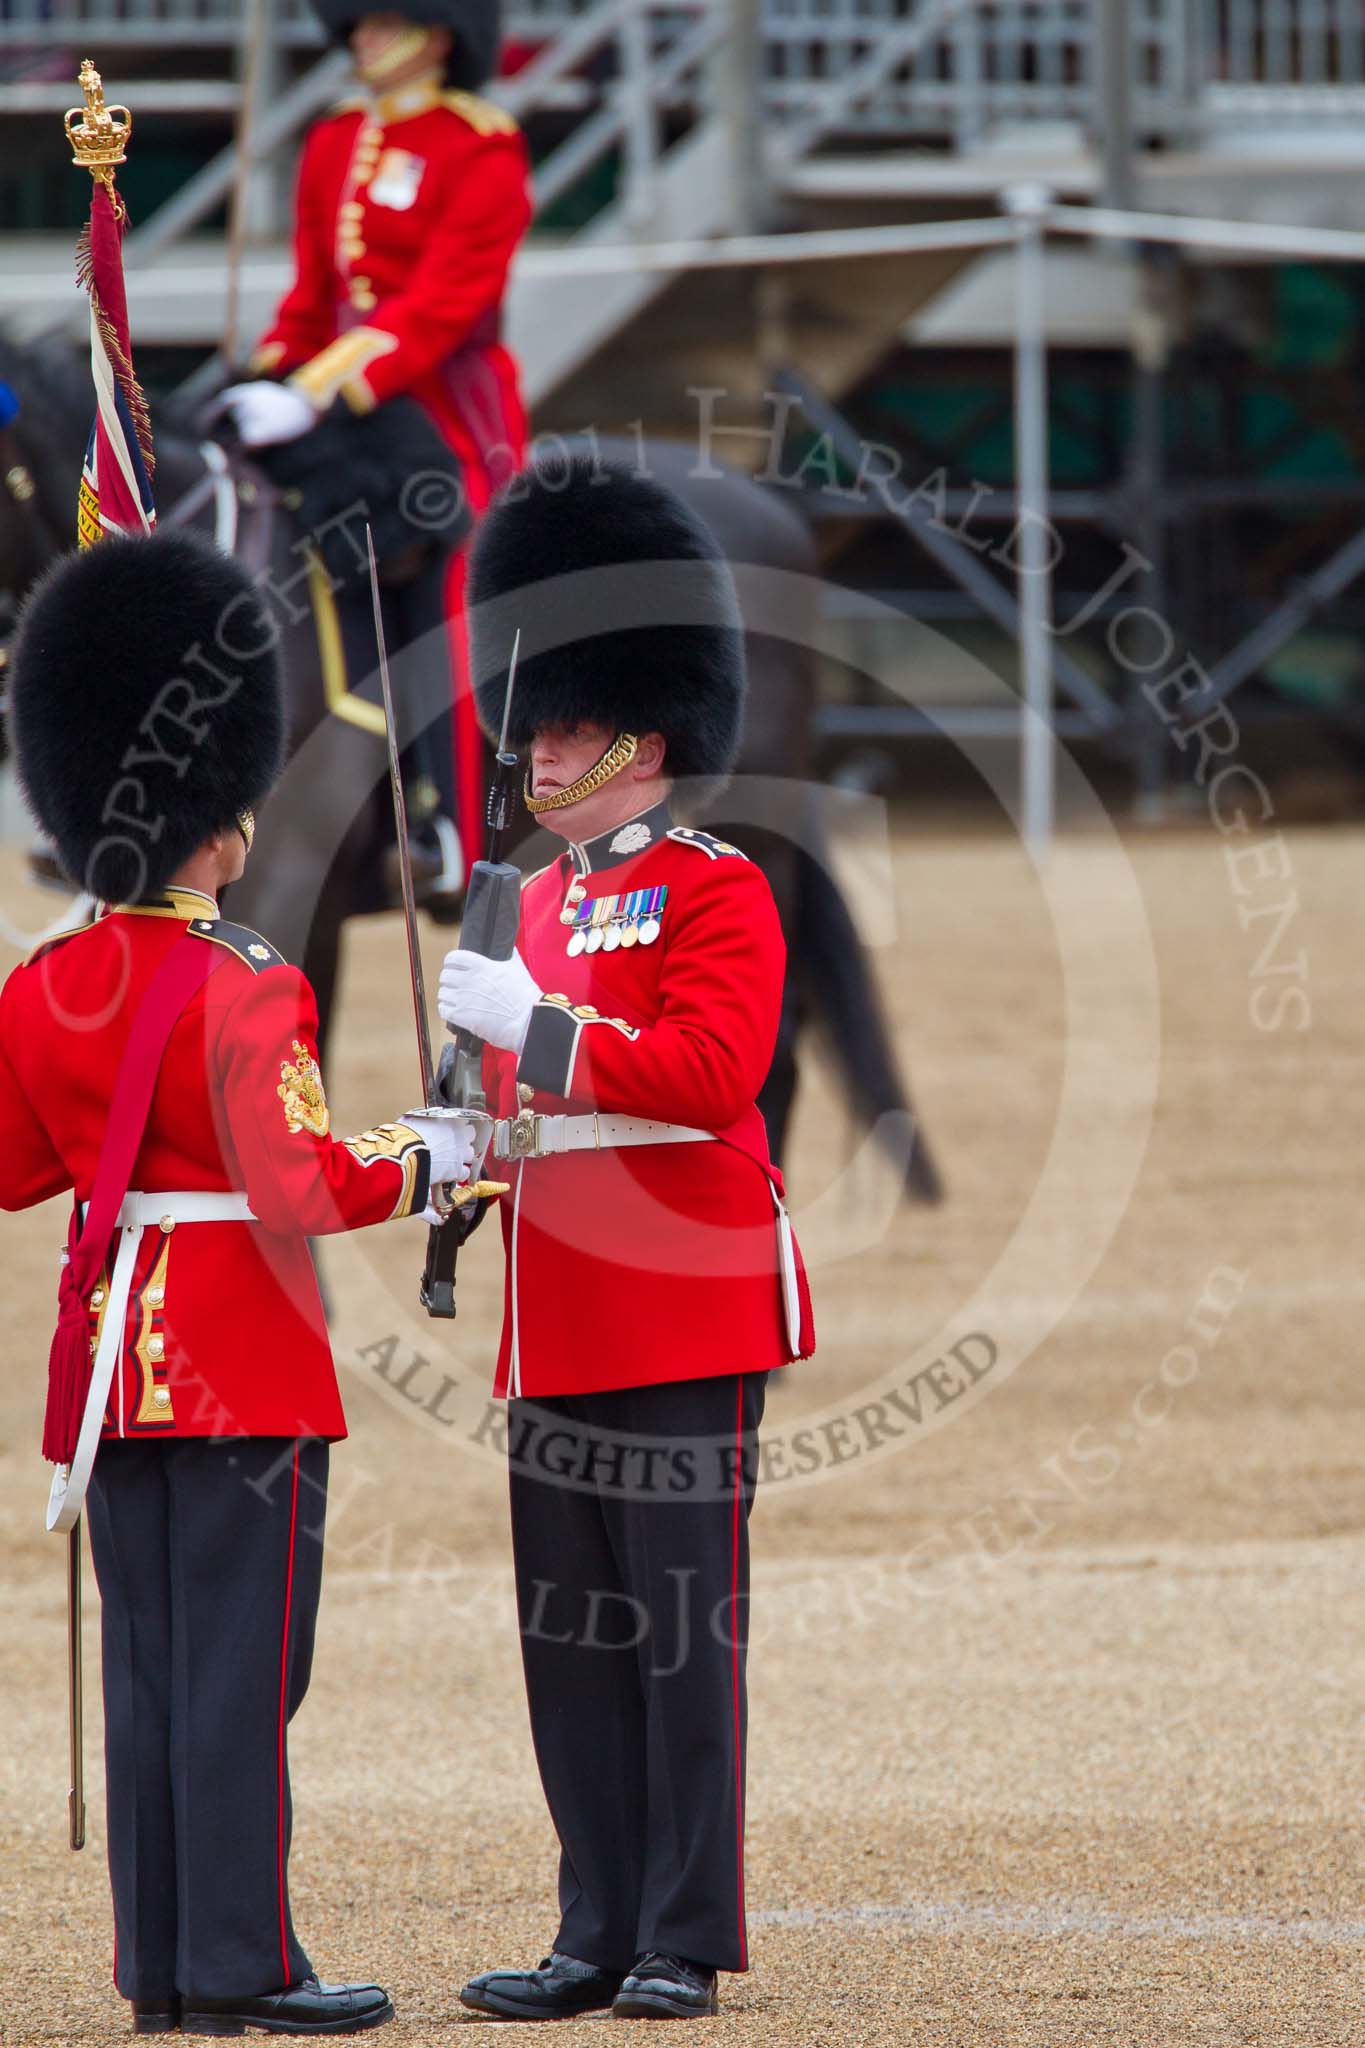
xmin=468 ymin=455 xmax=745 ymax=786
xmin=312 ymin=0 xmax=500 ymax=92
xmin=10 ymin=529 xmax=285 ymax=904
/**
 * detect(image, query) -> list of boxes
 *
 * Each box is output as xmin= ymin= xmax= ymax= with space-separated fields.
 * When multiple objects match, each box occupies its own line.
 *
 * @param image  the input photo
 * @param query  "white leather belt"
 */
xmin=47 ymin=1188 xmax=257 ymax=1534
xmin=491 ymin=1111 xmax=715 ymax=1162
xmin=79 ymin=1191 xmax=258 ymax=1229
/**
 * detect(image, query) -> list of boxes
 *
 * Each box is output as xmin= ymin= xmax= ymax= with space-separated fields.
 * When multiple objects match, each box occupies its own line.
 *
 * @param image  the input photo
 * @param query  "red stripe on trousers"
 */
xmin=731 ymin=1378 xmax=747 ymax=1969
xmin=276 ymin=1447 xmax=301 ymax=1984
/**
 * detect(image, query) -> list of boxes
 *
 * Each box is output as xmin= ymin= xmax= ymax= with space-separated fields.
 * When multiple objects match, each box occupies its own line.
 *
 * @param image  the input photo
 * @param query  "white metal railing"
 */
xmin=1205 ymin=0 xmax=1365 ymax=87
xmin=4 ymin=1 xmax=1364 ymax=130
xmin=494 ymin=0 xmax=723 ymax=218
xmin=502 ymin=0 xmax=1195 ymax=164
xmin=1199 ymin=0 xmax=1365 ymax=119
xmin=0 ymin=0 xmax=319 ymax=41
xmin=760 ymin=0 xmax=1187 ymax=138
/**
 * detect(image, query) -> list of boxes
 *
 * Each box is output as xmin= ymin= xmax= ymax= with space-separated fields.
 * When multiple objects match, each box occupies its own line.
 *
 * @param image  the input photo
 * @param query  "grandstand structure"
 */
xmin=4 ymin=0 xmax=1365 ymax=826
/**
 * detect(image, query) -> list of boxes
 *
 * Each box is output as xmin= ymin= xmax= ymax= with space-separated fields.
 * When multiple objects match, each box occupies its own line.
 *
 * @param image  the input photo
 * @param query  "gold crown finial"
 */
xmin=65 ymin=60 xmax=131 ymax=189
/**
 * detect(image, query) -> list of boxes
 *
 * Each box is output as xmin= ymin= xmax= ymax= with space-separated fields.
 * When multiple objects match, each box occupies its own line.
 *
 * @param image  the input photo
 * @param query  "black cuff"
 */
xmin=410 ymin=1146 xmax=432 ymax=1218
xmin=518 ymin=998 xmax=580 ymax=1098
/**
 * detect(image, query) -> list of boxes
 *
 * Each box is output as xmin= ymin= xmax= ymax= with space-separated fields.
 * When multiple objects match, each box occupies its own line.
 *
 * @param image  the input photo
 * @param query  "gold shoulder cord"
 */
xmin=523 ymin=733 xmax=638 ymax=814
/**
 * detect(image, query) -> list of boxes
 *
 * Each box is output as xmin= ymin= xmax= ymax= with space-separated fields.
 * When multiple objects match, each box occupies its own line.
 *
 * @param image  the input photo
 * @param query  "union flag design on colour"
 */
xmin=76 ymin=177 xmax=155 ymax=547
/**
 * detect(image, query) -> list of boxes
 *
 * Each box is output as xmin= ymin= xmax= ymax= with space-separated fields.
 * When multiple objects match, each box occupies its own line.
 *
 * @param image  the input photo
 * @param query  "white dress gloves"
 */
xmin=404 ymin=1112 xmax=478 ymax=1189
xmin=436 ymin=948 xmax=542 ymax=1057
xmin=218 ymin=380 xmax=318 ymax=448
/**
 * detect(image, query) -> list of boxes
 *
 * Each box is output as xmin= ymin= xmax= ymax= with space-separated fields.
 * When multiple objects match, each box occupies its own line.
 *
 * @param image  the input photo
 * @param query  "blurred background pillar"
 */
xmin=1006 ymin=181 xmax=1056 ymax=858
xmin=1095 ymin=0 xmax=1136 ymax=215
xmin=223 ymin=0 xmax=286 ymax=365
xmin=712 ymin=0 xmax=768 ymax=238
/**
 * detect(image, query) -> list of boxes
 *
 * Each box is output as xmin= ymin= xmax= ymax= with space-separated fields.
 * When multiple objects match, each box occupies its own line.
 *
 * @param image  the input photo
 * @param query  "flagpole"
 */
xmin=57 ymin=58 xmax=155 ymax=1853
xmin=66 ymin=60 xmax=156 ymax=548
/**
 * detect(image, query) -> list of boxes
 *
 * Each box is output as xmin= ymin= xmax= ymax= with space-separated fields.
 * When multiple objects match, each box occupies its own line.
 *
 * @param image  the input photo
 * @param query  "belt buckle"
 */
xmin=507 ymin=1109 xmax=543 ymax=1160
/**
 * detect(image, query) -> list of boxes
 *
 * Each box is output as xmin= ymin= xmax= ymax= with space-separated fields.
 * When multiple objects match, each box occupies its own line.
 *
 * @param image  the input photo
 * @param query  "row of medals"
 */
xmin=561 ymin=879 xmax=666 ymax=956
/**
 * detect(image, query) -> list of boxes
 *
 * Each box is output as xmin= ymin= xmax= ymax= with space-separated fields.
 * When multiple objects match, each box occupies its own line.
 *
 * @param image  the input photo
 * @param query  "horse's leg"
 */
xmin=720 ymin=798 xmax=805 ymax=1173
xmin=757 ymin=969 xmax=802 ymax=1168
xmin=300 ymin=844 xmax=358 ymax=1070
xmin=788 ymin=836 xmax=945 ymax=1204
xmin=706 ymin=625 xmax=946 ymax=1204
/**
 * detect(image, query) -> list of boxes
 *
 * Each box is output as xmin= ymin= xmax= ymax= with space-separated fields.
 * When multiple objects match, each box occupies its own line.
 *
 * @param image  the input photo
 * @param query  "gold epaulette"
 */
xmin=442 ymin=89 xmax=519 ymax=136
xmin=187 ymin=918 xmax=286 ymax=974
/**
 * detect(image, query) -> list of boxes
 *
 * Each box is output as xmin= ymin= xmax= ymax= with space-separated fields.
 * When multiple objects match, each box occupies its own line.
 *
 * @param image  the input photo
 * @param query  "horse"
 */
xmin=0 ymin=335 xmax=941 ymax=1201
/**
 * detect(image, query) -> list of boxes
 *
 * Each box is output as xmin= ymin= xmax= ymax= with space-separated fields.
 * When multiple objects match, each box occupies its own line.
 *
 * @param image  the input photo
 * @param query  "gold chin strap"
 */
xmin=523 ymin=733 xmax=639 ymax=814
xmin=357 ymin=28 xmax=433 ymax=82
xmin=236 ymin=808 xmax=256 ymax=853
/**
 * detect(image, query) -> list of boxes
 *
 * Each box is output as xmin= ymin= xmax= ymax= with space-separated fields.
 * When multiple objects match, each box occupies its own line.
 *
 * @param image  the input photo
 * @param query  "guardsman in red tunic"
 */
xmin=435 ymin=459 xmax=816 ymax=2022
xmin=219 ymin=1 xmax=531 ymax=884
xmin=1 ymin=529 xmax=475 ymax=2035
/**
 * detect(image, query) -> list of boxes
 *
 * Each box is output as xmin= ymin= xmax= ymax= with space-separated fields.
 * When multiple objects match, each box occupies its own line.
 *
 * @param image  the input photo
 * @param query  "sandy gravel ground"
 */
xmin=0 ymin=819 xmax=1360 ymax=2045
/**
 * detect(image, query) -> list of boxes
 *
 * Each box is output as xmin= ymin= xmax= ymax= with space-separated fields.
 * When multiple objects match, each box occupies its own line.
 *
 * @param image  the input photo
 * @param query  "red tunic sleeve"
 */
xmin=213 ymin=964 xmax=431 ymax=1234
xmin=0 ymin=985 xmax=70 ymax=1210
xmin=515 ymin=859 xmax=786 ymax=1132
xmin=342 ymin=132 xmax=531 ymax=409
xmin=251 ymin=123 xmax=342 ymax=374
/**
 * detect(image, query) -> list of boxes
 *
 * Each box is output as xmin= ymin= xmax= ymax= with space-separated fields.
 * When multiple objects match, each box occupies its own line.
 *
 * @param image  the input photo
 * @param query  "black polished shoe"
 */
xmin=459 ymin=1952 xmax=623 ymax=2021
xmin=132 ymin=1997 xmax=181 ymax=2034
xmin=612 ymin=1953 xmax=719 ymax=2019
xmin=181 ymin=1976 xmax=393 ymax=2036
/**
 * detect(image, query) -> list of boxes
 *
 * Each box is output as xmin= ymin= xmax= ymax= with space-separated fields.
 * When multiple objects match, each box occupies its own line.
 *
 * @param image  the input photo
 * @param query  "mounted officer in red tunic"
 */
xmin=435 ymin=457 xmax=816 ymax=2022
xmin=1 ymin=526 xmax=475 ymax=2035
xmin=220 ymin=0 xmax=532 ymax=899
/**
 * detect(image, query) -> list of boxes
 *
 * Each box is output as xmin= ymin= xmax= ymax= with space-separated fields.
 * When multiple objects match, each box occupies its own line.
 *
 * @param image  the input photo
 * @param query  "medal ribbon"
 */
xmin=565 ymin=885 xmax=668 ymax=949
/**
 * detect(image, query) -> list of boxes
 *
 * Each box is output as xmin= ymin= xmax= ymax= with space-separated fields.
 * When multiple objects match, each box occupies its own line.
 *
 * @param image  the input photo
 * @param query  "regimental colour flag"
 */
xmin=73 ymin=124 xmax=155 ymax=546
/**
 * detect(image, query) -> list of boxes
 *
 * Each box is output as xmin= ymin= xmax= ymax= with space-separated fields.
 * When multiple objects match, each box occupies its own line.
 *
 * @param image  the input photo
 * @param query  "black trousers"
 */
xmin=85 ymin=1438 xmax=328 ymax=2002
xmin=508 ymin=1372 xmax=767 ymax=1976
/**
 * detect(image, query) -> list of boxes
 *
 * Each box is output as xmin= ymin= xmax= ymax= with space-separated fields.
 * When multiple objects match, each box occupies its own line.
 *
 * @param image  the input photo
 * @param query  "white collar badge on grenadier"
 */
xmin=610 ymin=820 xmax=653 ymax=855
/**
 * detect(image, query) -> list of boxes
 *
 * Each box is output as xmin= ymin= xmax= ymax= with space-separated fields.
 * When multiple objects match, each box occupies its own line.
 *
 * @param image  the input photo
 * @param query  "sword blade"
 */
xmin=366 ymin=525 xmax=437 ymax=1103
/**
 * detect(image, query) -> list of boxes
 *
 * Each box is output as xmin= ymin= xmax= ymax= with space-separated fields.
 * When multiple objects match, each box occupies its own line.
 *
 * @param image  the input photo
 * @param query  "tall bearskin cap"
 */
xmin=468 ymin=456 xmax=746 ymax=787
xmin=312 ymin=0 xmax=501 ymax=91
xmin=10 ymin=529 xmax=284 ymax=904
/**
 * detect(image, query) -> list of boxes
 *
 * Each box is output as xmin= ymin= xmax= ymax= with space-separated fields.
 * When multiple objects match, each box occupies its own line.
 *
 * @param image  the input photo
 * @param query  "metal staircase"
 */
xmin=6 ymin=0 xmax=1365 ymax=414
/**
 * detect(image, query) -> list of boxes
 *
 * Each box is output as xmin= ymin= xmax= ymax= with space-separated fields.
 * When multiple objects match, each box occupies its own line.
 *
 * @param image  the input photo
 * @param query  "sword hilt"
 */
xmin=420 ymin=1043 xmax=487 ymax=1317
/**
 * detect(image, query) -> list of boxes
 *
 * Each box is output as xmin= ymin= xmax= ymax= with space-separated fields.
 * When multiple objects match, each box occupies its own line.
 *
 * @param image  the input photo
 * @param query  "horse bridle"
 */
xmin=0 ymin=417 xmax=271 ymax=565
xmin=0 ymin=421 xmax=49 ymax=686
xmin=0 ymin=420 xmax=287 ymax=700
xmin=3 ymin=449 xmax=36 ymax=508
xmin=1 ymin=419 xmax=40 ymax=517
